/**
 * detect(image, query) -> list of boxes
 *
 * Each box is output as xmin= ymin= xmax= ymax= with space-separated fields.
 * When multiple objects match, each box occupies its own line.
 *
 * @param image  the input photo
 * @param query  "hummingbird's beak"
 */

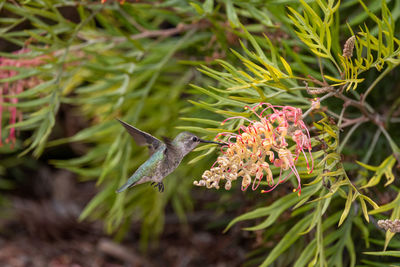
xmin=199 ymin=139 xmax=225 ymax=146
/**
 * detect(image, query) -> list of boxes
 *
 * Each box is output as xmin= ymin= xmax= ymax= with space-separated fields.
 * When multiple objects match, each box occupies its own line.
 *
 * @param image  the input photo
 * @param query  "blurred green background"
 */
xmin=0 ymin=0 xmax=400 ymax=266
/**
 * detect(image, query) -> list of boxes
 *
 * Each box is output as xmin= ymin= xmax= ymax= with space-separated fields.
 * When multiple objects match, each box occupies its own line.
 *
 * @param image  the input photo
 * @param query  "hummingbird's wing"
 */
xmin=116 ymin=119 xmax=163 ymax=155
xmin=161 ymin=136 xmax=177 ymax=155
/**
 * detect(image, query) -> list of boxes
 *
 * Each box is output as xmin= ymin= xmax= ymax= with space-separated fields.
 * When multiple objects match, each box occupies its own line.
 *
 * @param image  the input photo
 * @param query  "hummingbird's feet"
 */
xmin=150 ymin=182 xmax=164 ymax=193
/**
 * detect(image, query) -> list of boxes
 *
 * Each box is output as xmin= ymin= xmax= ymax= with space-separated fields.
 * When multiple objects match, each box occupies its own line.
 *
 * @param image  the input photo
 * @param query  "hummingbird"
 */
xmin=116 ymin=119 xmax=223 ymax=193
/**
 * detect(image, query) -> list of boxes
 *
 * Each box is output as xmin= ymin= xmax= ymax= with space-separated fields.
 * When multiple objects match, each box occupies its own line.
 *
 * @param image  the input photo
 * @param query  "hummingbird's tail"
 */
xmin=115 ymin=157 xmax=153 ymax=193
xmin=116 ymin=182 xmax=133 ymax=193
xmin=116 ymin=171 xmax=149 ymax=193
xmin=116 ymin=175 xmax=139 ymax=193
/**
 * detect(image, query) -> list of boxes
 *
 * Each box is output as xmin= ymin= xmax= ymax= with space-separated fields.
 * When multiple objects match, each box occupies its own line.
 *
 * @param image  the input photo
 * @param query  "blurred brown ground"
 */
xmin=0 ymin=167 xmax=249 ymax=267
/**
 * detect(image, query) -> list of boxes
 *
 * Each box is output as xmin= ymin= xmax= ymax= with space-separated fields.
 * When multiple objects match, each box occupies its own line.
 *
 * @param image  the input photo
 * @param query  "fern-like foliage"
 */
xmin=181 ymin=0 xmax=400 ymax=265
xmin=328 ymin=0 xmax=400 ymax=91
xmin=2 ymin=0 xmax=303 ymax=249
xmin=1 ymin=0 xmax=400 ymax=266
xmin=288 ymin=0 xmax=340 ymax=61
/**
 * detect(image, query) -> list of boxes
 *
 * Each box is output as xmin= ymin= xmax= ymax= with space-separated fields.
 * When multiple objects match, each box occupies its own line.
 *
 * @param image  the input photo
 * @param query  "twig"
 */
xmin=340 ymin=116 xmax=369 ymax=128
xmin=338 ymin=121 xmax=364 ymax=153
xmin=337 ymin=102 xmax=347 ymax=129
xmin=350 ymin=90 xmax=374 ymax=113
xmin=363 ymin=128 xmax=381 ymax=163
xmin=334 ymin=92 xmax=381 ymax=126
xmin=325 ymin=109 xmax=341 ymax=119
xmin=355 ymin=128 xmax=382 ymax=181
xmin=302 ymin=51 xmax=399 ymax=166
xmin=334 ymin=91 xmax=400 ymax=163
xmin=377 ymin=123 xmax=400 ymax=163
xmin=318 ymin=57 xmax=327 ymax=84
xmin=303 ymin=91 xmax=335 ymax=118
xmin=361 ymin=66 xmax=393 ymax=105
xmin=306 ymin=75 xmax=326 ymax=87
xmin=54 ymin=23 xmax=201 ymax=57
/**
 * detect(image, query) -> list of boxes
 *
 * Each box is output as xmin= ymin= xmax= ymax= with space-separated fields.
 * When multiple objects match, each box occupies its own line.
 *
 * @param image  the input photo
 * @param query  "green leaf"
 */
xmin=359 ymin=155 xmax=396 ymax=189
xmin=79 ymin=183 xmax=115 ymax=221
xmin=189 ymin=2 xmax=204 ymax=15
xmin=363 ymin=251 xmax=400 ymax=257
xmin=224 ymin=184 xmax=320 ymax=232
xmin=280 ymin=56 xmax=293 ymax=76
xmin=260 ymin=213 xmax=313 ymax=267
xmin=369 ymin=193 xmax=400 ymax=215
xmin=359 ymin=197 xmax=369 ymax=222
xmin=203 ymin=0 xmax=213 ymax=14
xmin=225 ymin=0 xmax=239 ymax=27
xmin=180 ymin=117 xmax=221 ymax=126
xmin=338 ymin=187 xmax=353 ymax=226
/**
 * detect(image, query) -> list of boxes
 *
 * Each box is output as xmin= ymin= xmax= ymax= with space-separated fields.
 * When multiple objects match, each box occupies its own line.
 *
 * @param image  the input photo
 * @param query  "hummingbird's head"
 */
xmin=173 ymin=132 xmax=223 ymax=156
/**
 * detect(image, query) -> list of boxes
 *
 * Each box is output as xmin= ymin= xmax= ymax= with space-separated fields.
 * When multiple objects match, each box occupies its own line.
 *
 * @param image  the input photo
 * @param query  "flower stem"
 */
xmin=338 ymin=121 xmax=364 ymax=153
xmin=361 ymin=66 xmax=393 ymax=105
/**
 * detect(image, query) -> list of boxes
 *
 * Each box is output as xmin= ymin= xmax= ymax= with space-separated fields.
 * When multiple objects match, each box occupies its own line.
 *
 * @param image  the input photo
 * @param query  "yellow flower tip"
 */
xmin=292 ymin=188 xmax=301 ymax=196
xmin=261 ymin=190 xmax=267 ymax=194
xmin=221 ymin=122 xmax=225 ymax=125
xmin=244 ymin=106 xmax=248 ymax=110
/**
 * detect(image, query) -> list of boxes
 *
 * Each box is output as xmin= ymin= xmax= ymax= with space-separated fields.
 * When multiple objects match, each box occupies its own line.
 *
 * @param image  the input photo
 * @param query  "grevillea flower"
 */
xmin=194 ymin=103 xmax=313 ymax=196
xmin=0 ymin=49 xmax=45 ymax=147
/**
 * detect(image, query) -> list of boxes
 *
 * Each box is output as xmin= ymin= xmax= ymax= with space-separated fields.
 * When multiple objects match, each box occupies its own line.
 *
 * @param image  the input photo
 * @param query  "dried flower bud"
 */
xmin=378 ymin=219 xmax=400 ymax=233
xmin=342 ymin=35 xmax=355 ymax=58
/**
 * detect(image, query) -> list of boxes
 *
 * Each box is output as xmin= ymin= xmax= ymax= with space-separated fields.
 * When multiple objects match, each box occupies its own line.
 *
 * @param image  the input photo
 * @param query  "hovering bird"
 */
xmin=116 ymin=119 xmax=223 ymax=193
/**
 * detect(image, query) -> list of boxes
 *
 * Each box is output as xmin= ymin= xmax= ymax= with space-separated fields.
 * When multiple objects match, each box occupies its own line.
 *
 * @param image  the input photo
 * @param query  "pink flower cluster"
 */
xmin=194 ymin=103 xmax=313 ymax=195
xmin=0 ymin=49 xmax=45 ymax=147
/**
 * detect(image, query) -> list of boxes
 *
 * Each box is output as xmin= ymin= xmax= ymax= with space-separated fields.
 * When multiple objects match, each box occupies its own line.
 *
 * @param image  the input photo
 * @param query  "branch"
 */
xmin=360 ymin=66 xmax=393 ymax=105
xmin=304 ymin=73 xmax=400 ymax=163
xmin=53 ymin=22 xmax=203 ymax=57
xmin=340 ymin=116 xmax=369 ymax=128
xmin=333 ymin=92 xmax=381 ymax=126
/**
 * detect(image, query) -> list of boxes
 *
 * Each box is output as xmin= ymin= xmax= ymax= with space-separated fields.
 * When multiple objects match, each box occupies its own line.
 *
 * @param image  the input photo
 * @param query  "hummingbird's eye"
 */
xmin=192 ymin=136 xmax=199 ymax=142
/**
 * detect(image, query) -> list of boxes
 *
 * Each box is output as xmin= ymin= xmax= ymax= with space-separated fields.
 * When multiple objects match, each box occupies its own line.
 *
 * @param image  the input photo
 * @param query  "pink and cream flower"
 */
xmin=194 ymin=103 xmax=313 ymax=195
